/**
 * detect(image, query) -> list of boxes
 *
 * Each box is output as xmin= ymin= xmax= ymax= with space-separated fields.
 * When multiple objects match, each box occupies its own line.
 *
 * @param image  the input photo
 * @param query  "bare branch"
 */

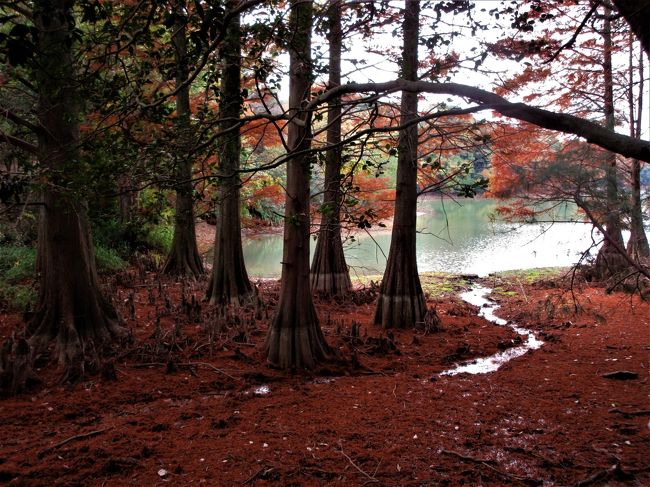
xmin=309 ymin=80 xmax=650 ymax=163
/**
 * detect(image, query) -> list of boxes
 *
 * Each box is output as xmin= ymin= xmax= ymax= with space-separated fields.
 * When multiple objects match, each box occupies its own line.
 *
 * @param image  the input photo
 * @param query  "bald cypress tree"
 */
xmin=206 ymin=4 xmax=253 ymax=305
xmin=265 ymin=0 xmax=330 ymax=369
xmin=310 ymin=0 xmax=352 ymax=297
xmin=28 ymin=0 xmax=122 ymax=377
xmin=162 ymin=0 xmax=204 ymax=277
xmin=373 ymin=0 xmax=426 ymax=329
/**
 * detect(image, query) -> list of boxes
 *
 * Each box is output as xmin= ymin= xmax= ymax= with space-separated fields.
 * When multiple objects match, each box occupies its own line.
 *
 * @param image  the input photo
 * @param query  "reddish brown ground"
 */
xmin=0 ymin=270 xmax=648 ymax=486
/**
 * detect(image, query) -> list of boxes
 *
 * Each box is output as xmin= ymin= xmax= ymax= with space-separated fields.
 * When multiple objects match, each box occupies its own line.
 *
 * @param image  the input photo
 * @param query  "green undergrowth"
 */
xmin=480 ymin=267 xmax=569 ymax=298
xmin=94 ymin=245 xmax=127 ymax=273
xmin=350 ymin=267 xmax=569 ymax=300
xmin=351 ymin=271 xmax=475 ymax=299
xmin=0 ymin=243 xmax=128 ymax=311
xmin=0 ymin=245 xmax=36 ymax=310
xmin=490 ymin=267 xmax=569 ymax=283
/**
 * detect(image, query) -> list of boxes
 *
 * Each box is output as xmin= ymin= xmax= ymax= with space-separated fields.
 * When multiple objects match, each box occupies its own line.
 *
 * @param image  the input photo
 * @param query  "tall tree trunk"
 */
xmin=373 ymin=0 xmax=426 ymax=328
xmin=162 ymin=0 xmax=204 ymax=277
xmin=310 ymin=0 xmax=352 ymax=296
xmin=118 ymin=173 xmax=136 ymax=225
xmin=627 ymin=40 xmax=649 ymax=260
xmin=265 ymin=0 xmax=330 ymax=369
xmin=28 ymin=0 xmax=122 ymax=378
xmin=206 ymin=4 xmax=253 ymax=305
xmin=594 ymin=5 xmax=628 ymax=279
xmin=612 ymin=0 xmax=650 ymax=58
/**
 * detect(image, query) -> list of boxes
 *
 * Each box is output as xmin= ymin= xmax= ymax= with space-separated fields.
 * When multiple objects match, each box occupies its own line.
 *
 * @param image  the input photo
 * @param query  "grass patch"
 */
xmin=351 ymin=271 xmax=473 ymax=299
xmin=95 ymin=245 xmax=127 ymax=273
xmin=0 ymin=245 xmax=36 ymax=281
xmin=0 ymin=243 xmax=127 ymax=310
xmin=0 ymin=245 xmax=37 ymax=310
xmin=492 ymin=267 xmax=568 ymax=283
xmin=0 ymin=284 xmax=36 ymax=310
xmin=490 ymin=286 xmax=518 ymax=297
xmin=420 ymin=272 xmax=473 ymax=298
xmin=142 ymin=224 xmax=174 ymax=254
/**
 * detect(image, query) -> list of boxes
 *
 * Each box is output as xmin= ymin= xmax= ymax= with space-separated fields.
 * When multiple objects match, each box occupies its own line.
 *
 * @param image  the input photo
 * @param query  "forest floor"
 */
xmin=0 ymin=267 xmax=648 ymax=486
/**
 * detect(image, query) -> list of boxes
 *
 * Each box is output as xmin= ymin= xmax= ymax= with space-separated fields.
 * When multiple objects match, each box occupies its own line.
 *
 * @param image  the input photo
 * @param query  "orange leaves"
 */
xmin=494 ymin=204 xmax=537 ymax=221
xmin=241 ymin=117 xmax=283 ymax=149
xmin=250 ymin=182 xmax=284 ymax=205
xmin=345 ymin=172 xmax=395 ymax=224
xmin=487 ymin=122 xmax=558 ymax=198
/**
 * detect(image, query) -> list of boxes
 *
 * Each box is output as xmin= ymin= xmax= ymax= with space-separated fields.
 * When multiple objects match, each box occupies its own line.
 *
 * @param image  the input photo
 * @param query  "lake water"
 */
xmin=242 ymin=198 xmax=602 ymax=278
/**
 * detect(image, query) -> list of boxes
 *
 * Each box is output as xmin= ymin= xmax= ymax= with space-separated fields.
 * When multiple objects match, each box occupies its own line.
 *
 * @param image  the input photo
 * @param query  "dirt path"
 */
xmin=0 ymin=272 xmax=648 ymax=486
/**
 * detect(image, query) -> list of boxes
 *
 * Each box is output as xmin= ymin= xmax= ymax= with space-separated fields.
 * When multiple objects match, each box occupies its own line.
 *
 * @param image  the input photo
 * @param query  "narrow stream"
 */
xmin=440 ymin=285 xmax=544 ymax=376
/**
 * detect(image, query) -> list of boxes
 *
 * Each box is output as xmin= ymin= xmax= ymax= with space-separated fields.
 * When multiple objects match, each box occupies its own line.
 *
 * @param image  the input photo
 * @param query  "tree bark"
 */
xmin=265 ymin=0 xmax=330 ymax=369
xmin=612 ymin=0 xmax=650 ymax=58
xmin=627 ymin=40 xmax=649 ymax=261
xmin=28 ymin=0 xmax=122 ymax=378
xmin=309 ymin=81 xmax=650 ymax=163
xmin=310 ymin=0 xmax=352 ymax=296
xmin=374 ymin=0 xmax=426 ymax=329
xmin=594 ymin=5 xmax=628 ymax=279
xmin=162 ymin=0 xmax=204 ymax=277
xmin=206 ymin=4 xmax=253 ymax=305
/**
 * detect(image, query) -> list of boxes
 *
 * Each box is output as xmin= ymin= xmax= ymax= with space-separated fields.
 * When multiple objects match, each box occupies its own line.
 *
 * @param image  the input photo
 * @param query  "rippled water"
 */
xmin=243 ymin=198 xmax=598 ymax=277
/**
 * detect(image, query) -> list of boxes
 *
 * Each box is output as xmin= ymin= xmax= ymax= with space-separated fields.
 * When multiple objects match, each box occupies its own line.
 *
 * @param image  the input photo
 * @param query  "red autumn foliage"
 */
xmin=344 ymin=172 xmax=395 ymax=226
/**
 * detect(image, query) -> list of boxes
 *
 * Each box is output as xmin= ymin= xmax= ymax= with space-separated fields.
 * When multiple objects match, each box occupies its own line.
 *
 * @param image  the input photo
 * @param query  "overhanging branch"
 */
xmin=0 ymin=130 xmax=38 ymax=154
xmin=309 ymin=80 xmax=650 ymax=163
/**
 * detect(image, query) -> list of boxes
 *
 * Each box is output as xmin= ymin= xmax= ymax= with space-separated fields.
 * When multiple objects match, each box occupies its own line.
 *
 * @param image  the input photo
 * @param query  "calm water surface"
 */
xmin=243 ymin=198 xmax=600 ymax=278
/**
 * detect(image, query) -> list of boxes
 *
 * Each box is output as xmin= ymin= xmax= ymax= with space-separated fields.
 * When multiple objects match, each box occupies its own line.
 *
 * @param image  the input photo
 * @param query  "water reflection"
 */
xmin=242 ymin=198 xmax=597 ymax=277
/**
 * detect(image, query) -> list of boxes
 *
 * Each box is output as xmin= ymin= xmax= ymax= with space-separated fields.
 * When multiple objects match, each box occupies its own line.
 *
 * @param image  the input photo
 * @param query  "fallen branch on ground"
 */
xmin=441 ymin=449 xmax=540 ymax=484
xmin=38 ymin=427 xmax=113 ymax=458
xmin=338 ymin=441 xmax=379 ymax=484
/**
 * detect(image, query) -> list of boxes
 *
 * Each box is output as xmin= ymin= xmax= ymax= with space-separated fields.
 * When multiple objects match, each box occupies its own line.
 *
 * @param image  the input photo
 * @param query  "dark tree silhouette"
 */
xmin=613 ymin=0 xmax=650 ymax=57
xmin=28 ymin=0 xmax=122 ymax=377
xmin=626 ymin=39 xmax=650 ymax=261
xmin=265 ymin=0 xmax=331 ymax=369
xmin=162 ymin=0 xmax=204 ymax=277
xmin=310 ymin=0 xmax=352 ymax=296
xmin=593 ymin=5 xmax=627 ymax=279
xmin=373 ymin=0 xmax=426 ymax=329
xmin=206 ymin=3 xmax=253 ymax=305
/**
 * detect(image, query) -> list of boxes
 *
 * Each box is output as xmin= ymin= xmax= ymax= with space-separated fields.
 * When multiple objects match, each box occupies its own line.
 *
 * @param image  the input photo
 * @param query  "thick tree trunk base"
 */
xmin=28 ymin=296 xmax=124 ymax=382
xmin=627 ymin=230 xmax=650 ymax=263
xmin=593 ymin=245 xmax=630 ymax=281
xmin=207 ymin=211 xmax=253 ymax=306
xmin=310 ymin=272 xmax=352 ymax=297
xmin=374 ymin=292 xmax=427 ymax=329
xmin=162 ymin=249 xmax=204 ymax=278
xmin=162 ymin=232 xmax=204 ymax=278
xmin=0 ymin=338 xmax=41 ymax=396
xmin=265 ymin=305 xmax=331 ymax=370
xmin=206 ymin=273 xmax=254 ymax=306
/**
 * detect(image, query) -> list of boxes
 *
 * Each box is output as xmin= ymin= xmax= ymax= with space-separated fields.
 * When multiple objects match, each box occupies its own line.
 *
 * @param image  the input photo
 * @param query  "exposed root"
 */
xmin=0 ymin=338 xmax=41 ymax=396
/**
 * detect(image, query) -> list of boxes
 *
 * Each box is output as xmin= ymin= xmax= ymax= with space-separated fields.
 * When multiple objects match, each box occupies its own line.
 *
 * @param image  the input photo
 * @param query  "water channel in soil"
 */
xmin=441 ymin=284 xmax=544 ymax=376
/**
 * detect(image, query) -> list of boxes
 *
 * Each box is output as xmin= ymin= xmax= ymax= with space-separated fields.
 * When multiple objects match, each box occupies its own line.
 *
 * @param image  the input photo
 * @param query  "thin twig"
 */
xmin=338 ymin=441 xmax=379 ymax=483
xmin=129 ymin=362 xmax=240 ymax=381
xmin=441 ymin=449 xmax=536 ymax=483
xmin=38 ymin=427 xmax=113 ymax=458
xmin=179 ymin=362 xmax=240 ymax=381
xmin=608 ymin=408 xmax=650 ymax=417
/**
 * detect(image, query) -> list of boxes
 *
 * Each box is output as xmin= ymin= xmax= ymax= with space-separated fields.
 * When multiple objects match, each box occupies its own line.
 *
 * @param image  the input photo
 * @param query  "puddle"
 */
xmin=253 ymin=385 xmax=271 ymax=395
xmin=244 ymin=385 xmax=271 ymax=396
xmin=440 ymin=285 xmax=543 ymax=376
xmin=312 ymin=377 xmax=335 ymax=385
